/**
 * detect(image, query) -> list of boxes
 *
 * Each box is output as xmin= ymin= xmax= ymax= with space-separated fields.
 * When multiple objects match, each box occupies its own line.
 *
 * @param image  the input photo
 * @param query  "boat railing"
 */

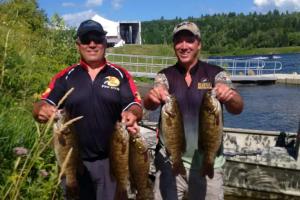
xmin=106 ymin=53 xmax=282 ymax=78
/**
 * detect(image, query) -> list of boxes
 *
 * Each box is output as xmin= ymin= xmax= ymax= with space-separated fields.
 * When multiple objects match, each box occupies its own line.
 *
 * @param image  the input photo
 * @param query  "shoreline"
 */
xmin=136 ymin=73 xmax=300 ymax=88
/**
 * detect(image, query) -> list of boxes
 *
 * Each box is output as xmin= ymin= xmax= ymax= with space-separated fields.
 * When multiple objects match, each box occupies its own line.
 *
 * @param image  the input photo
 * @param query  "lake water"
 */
xmin=210 ymin=52 xmax=300 ymax=74
xmin=223 ymin=53 xmax=300 ymax=133
xmin=224 ymin=83 xmax=300 ymax=132
xmin=147 ymin=53 xmax=300 ymax=133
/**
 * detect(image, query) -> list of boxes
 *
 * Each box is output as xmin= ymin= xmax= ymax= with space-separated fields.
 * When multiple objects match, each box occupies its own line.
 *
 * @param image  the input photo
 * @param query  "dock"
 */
xmin=273 ymin=73 xmax=300 ymax=85
xmin=106 ymin=53 xmax=300 ymax=85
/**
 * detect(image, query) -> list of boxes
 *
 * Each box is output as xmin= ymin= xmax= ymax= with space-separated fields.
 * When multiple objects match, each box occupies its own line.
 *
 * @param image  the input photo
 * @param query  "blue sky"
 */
xmin=38 ymin=0 xmax=300 ymax=27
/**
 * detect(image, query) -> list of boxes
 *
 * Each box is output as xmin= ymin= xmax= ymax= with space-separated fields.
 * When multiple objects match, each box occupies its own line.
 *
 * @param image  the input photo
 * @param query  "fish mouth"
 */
xmin=162 ymin=95 xmax=173 ymax=116
xmin=211 ymin=89 xmax=217 ymax=97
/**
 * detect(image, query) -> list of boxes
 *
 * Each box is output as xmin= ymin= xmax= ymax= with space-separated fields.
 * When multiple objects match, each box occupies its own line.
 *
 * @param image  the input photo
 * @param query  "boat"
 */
xmin=139 ymin=121 xmax=300 ymax=200
xmin=223 ymin=127 xmax=300 ymax=200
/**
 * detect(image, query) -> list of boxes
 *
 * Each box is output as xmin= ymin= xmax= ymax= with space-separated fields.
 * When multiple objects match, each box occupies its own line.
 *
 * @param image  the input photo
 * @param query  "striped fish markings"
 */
xmin=53 ymin=110 xmax=84 ymax=199
xmin=161 ymin=95 xmax=186 ymax=175
xmin=198 ymin=90 xmax=223 ymax=179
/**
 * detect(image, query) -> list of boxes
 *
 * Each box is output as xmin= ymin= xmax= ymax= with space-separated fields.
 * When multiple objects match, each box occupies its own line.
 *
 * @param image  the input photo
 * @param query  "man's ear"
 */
xmin=75 ymin=40 xmax=80 ymax=51
xmin=198 ymin=42 xmax=202 ymax=50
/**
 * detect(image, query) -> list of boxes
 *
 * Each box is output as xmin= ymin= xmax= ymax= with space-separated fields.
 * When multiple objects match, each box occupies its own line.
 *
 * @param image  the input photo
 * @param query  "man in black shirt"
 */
xmin=33 ymin=19 xmax=142 ymax=200
xmin=144 ymin=21 xmax=243 ymax=200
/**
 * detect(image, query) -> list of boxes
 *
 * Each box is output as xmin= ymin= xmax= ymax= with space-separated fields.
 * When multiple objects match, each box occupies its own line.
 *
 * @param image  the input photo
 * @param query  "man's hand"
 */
xmin=214 ymin=83 xmax=235 ymax=103
xmin=143 ymin=85 xmax=169 ymax=110
xmin=121 ymin=111 xmax=140 ymax=135
xmin=214 ymin=83 xmax=243 ymax=114
xmin=33 ymin=101 xmax=57 ymax=123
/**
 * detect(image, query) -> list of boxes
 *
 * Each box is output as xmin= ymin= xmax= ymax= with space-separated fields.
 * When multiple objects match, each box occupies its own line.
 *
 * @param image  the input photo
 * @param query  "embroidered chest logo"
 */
xmin=102 ymin=76 xmax=120 ymax=91
xmin=198 ymin=78 xmax=212 ymax=90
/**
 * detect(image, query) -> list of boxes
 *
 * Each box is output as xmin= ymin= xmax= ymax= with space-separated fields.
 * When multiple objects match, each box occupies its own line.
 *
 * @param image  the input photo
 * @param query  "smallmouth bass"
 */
xmin=198 ymin=90 xmax=223 ymax=179
xmin=161 ymin=95 xmax=186 ymax=175
xmin=53 ymin=110 xmax=84 ymax=199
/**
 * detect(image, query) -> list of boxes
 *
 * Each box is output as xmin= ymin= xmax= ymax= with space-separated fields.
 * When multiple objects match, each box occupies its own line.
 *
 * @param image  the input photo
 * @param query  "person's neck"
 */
xmin=181 ymin=59 xmax=198 ymax=73
xmin=81 ymin=58 xmax=106 ymax=69
xmin=80 ymin=59 xmax=106 ymax=81
xmin=87 ymin=60 xmax=106 ymax=69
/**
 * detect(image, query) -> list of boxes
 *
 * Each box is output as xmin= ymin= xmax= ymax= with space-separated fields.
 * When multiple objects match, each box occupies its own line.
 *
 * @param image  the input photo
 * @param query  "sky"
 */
xmin=38 ymin=0 xmax=300 ymax=27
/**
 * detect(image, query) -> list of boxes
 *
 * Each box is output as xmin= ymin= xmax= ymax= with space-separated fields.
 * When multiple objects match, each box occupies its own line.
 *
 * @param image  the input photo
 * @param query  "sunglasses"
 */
xmin=79 ymin=33 xmax=106 ymax=45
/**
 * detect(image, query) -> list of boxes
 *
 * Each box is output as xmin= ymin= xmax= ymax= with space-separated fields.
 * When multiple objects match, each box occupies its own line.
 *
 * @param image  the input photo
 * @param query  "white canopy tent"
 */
xmin=92 ymin=15 xmax=119 ymax=37
xmin=90 ymin=14 xmax=141 ymax=46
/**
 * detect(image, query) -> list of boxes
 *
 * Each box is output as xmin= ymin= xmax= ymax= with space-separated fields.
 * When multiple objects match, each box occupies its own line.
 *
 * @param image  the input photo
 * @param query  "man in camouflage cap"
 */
xmin=144 ymin=21 xmax=243 ymax=200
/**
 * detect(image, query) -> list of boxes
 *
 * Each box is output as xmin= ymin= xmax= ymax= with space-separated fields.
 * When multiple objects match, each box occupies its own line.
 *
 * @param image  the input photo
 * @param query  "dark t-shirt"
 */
xmin=156 ymin=60 xmax=230 ymax=169
xmin=41 ymin=60 xmax=141 ymax=160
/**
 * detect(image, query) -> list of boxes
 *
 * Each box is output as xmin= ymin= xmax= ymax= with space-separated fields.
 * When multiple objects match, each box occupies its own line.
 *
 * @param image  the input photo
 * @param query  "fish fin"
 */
xmin=143 ymin=151 xmax=149 ymax=162
xmin=215 ymin=113 xmax=220 ymax=126
xmin=201 ymin=162 xmax=214 ymax=179
xmin=173 ymin=161 xmax=186 ymax=176
xmin=65 ymin=178 xmax=80 ymax=200
xmin=57 ymin=133 xmax=66 ymax=146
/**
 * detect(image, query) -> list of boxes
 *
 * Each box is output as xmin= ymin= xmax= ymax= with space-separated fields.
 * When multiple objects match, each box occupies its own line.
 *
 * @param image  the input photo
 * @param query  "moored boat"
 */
xmin=140 ymin=121 xmax=300 ymax=199
xmin=223 ymin=127 xmax=300 ymax=200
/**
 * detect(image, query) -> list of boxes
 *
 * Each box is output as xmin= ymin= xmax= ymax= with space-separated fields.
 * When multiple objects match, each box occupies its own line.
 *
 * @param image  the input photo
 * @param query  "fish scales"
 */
xmin=161 ymin=95 xmax=186 ymax=175
xmin=110 ymin=121 xmax=130 ymax=199
xmin=198 ymin=91 xmax=223 ymax=179
xmin=129 ymin=134 xmax=153 ymax=200
xmin=53 ymin=110 xmax=84 ymax=199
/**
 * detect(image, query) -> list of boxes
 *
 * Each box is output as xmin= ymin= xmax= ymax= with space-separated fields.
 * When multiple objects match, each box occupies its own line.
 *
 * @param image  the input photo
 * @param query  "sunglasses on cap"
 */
xmin=79 ymin=32 xmax=106 ymax=45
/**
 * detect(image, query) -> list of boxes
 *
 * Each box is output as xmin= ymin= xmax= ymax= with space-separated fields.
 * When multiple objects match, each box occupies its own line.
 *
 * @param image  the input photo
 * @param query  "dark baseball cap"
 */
xmin=76 ymin=19 xmax=107 ymax=38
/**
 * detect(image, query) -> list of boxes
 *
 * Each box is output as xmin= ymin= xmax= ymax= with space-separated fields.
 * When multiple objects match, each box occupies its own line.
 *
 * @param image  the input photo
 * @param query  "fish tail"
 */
xmin=65 ymin=177 xmax=80 ymax=199
xmin=136 ymin=186 xmax=154 ymax=200
xmin=173 ymin=161 xmax=186 ymax=176
xmin=201 ymin=161 xmax=214 ymax=179
xmin=114 ymin=185 xmax=127 ymax=200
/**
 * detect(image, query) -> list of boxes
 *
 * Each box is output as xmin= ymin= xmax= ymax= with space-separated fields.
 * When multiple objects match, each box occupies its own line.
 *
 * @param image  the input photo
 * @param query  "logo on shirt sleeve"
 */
xmin=135 ymin=91 xmax=141 ymax=101
xmin=41 ymin=88 xmax=51 ymax=97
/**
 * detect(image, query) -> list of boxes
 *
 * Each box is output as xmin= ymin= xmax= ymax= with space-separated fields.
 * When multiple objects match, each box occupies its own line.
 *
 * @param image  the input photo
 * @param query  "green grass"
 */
xmin=107 ymin=44 xmax=175 ymax=57
xmin=108 ymin=44 xmax=300 ymax=57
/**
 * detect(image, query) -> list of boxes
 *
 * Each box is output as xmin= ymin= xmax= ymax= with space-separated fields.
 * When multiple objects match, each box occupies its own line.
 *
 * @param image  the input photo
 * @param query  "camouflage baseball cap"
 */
xmin=172 ymin=21 xmax=201 ymax=39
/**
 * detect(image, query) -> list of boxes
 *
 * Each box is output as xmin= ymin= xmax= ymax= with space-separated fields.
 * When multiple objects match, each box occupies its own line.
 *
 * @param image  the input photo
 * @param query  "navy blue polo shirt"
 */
xmin=42 ymin=60 xmax=141 ymax=160
xmin=156 ymin=60 xmax=228 ymax=169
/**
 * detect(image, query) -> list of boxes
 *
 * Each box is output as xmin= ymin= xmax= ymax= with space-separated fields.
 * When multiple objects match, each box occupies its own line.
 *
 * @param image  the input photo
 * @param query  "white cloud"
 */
xmin=254 ymin=0 xmax=300 ymax=11
xmin=62 ymin=2 xmax=76 ymax=7
xmin=86 ymin=0 xmax=103 ymax=7
xmin=62 ymin=9 xmax=98 ymax=27
xmin=112 ymin=0 xmax=124 ymax=10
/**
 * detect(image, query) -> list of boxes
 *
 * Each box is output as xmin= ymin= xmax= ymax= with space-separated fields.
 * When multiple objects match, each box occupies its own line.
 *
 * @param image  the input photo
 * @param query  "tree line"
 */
xmin=141 ymin=10 xmax=300 ymax=53
xmin=0 ymin=1 xmax=299 ymax=197
xmin=1 ymin=0 xmax=300 ymax=98
xmin=0 ymin=0 xmax=78 ymax=100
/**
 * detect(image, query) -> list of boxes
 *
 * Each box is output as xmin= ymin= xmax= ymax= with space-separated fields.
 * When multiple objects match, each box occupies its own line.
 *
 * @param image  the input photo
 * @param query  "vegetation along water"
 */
xmin=1 ymin=0 xmax=300 ymax=199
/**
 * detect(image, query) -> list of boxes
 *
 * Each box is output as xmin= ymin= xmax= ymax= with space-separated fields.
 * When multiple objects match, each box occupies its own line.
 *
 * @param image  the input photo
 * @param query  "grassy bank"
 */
xmin=108 ymin=44 xmax=300 ymax=58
